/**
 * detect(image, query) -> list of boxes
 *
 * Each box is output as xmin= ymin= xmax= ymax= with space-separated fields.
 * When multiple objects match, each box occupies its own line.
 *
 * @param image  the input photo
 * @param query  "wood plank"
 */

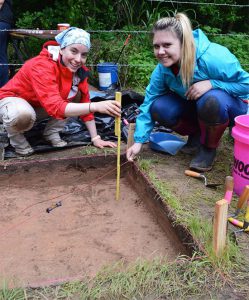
xmin=213 ymin=199 xmax=228 ymax=257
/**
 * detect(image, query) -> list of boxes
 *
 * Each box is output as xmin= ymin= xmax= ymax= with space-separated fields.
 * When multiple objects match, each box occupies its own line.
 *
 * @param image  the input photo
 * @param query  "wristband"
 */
xmin=89 ymin=102 xmax=92 ymax=113
xmin=91 ymin=135 xmax=101 ymax=142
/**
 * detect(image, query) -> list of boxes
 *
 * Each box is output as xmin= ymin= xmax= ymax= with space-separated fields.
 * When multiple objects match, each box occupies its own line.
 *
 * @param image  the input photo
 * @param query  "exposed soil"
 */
xmin=0 ymin=158 xmax=185 ymax=288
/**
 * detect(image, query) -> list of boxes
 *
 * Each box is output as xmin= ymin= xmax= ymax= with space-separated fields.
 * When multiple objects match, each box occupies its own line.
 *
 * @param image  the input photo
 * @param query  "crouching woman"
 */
xmin=0 ymin=27 xmax=121 ymax=156
xmin=127 ymin=13 xmax=249 ymax=171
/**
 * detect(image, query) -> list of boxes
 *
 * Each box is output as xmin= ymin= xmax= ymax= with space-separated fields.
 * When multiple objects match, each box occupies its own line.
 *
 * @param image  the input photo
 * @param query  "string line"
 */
xmin=148 ymin=0 xmax=249 ymax=7
xmin=1 ymin=63 xmax=249 ymax=67
xmin=0 ymin=29 xmax=248 ymax=37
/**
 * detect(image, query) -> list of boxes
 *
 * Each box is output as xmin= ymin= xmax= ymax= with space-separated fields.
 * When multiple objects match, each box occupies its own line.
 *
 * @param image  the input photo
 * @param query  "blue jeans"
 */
xmin=150 ymin=89 xmax=248 ymax=147
xmin=151 ymin=89 xmax=248 ymax=129
xmin=0 ymin=22 xmax=11 ymax=88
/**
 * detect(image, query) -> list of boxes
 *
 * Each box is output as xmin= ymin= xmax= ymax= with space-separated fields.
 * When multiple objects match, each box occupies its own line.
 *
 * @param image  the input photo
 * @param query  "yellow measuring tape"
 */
xmin=115 ymin=92 xmax=122 ymax=200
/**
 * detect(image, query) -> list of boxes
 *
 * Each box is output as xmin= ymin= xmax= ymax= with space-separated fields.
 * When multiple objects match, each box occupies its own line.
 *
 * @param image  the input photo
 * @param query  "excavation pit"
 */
xmin=0 ymin=155 xmax=195 ymax=288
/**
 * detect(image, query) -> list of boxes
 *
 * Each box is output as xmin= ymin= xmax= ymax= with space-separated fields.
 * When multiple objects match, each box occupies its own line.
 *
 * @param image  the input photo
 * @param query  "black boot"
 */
xmin=190 ymin=120 xmax=229 ymax=171
xmin=189 ymin=145 xmax=216 ymax=172
xmin=181 ymin=133 xmax=200 ymax=155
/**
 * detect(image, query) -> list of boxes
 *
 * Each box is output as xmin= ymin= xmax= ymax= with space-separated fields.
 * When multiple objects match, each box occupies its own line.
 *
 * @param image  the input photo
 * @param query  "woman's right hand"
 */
xmin=92 ymin=100 xmax=121 ymax=117
xmin=126 ymin=143 xmax=142 ymax=161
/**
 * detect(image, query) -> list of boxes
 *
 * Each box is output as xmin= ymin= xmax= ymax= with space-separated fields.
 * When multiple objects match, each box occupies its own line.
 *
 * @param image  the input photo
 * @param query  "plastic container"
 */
xmin=149 ymin=132 xmax=186 ymax=155
xmin=97 ymin=62 xmax=118 ymax=90
xmin=57 ymin=23 xmax=70 ymax=31
xmin=232 ymin=114 xmax=249 ymax=195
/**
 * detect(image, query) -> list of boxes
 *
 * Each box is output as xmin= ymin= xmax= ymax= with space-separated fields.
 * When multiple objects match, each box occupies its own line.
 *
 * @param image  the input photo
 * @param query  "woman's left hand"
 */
xmin=93 ymin=138 xmax=117 ymax=149
xmin=185 ymin=80 xmax=212 ymax=100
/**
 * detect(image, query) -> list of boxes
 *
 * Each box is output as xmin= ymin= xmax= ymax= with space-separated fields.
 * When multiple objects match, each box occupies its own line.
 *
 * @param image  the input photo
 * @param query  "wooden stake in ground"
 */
xmin=213 ymin=199 xmax=228 ymax=257
xmin=126 ymin=123 xmax=135 ymax=150
xmin=115 ymin=92 xmax=122 ymax=200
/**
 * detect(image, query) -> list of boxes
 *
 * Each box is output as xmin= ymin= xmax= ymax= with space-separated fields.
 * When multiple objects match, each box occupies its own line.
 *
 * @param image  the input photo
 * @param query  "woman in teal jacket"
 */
xmin=126 ymin=13 xmax=249 ymax=171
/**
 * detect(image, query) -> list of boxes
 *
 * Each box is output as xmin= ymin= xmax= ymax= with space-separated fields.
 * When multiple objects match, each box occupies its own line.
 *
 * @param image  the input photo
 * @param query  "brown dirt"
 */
xmin=0 ymin=158 xmax=185 ymax=288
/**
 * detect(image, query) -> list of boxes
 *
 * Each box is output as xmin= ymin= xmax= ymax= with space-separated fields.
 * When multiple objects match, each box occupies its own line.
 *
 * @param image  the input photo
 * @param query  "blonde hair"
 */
xmin=153 ymin=13 xmax=195 ymax=87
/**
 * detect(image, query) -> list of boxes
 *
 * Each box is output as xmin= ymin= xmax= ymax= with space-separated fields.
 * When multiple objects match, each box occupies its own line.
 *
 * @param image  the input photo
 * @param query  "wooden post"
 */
xmin=126 ymin=123 xmax=135 ymax=150
xmin=213 ymin=199 xmax=228 ymax=257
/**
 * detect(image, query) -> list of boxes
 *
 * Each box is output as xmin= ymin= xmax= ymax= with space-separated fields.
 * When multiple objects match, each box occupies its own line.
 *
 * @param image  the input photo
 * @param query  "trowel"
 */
xmin=184 ymin=170 xmax=223 ymax=188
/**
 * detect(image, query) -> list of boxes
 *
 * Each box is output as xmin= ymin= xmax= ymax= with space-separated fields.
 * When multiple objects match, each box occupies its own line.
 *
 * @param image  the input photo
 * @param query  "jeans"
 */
xmin=150 ymin=89 xmax=248 ymax=132
xmin=0 ymin=22 xmax=11 ymax=88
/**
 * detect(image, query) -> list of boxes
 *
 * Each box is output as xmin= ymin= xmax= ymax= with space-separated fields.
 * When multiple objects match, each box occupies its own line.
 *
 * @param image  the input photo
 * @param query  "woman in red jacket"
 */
xmin=0 ymin=27 xmax=121 ymax=155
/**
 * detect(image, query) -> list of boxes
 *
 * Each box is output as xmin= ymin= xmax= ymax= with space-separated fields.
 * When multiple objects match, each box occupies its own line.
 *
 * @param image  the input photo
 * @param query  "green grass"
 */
xmin=0 ymin=282 xmax=25 ymax=300
xmin=0 ymin=258 xmax=232 ymax=300
xmin=80 ymin=145 xmax=117 ymax=156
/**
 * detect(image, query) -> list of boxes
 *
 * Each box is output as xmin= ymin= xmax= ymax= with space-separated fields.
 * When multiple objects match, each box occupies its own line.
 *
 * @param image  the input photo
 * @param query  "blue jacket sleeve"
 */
xmin=200 ymin=44 xmax=249 ymax=99
xmin=134 ymin=65 xmax=169 ymax=143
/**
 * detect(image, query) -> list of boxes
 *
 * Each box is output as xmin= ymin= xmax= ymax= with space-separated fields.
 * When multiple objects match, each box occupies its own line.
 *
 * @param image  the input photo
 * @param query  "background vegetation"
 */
xmin=11 ymin=0 xmax=249 ymax=91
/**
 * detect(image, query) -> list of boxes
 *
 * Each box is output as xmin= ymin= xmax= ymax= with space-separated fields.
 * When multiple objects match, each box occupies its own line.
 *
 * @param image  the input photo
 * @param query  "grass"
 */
xmin=80 ymin=145 xmax=117 ymax=156
xmin=0 ymin=280 xmax=26 ymax=300
xmin=0 ymin=258 xmax=232 ymax=299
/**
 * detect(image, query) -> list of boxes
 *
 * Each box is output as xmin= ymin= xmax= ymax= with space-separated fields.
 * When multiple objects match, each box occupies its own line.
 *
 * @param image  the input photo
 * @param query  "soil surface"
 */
xmin=0 ymin=159 xmax=185 ymax=288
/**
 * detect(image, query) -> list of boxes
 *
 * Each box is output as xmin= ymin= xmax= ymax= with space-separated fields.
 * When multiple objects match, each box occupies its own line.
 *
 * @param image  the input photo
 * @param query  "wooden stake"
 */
xmin=213 ymin=199 xmax=228 ymax=257
xmin=115 ymin=92 xmax=122 ymax=201
xmin=126 ymin=123 xmax=135 ymax=150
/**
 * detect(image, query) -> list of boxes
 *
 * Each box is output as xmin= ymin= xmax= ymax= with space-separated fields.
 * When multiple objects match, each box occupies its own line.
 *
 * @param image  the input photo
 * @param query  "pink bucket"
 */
xmin=232 ymin=114 xmax=249 ymax=195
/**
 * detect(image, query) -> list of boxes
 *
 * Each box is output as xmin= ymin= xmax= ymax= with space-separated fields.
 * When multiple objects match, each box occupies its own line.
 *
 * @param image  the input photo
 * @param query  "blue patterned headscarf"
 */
xmin=55 ymin=27 xmax=91 ymax=49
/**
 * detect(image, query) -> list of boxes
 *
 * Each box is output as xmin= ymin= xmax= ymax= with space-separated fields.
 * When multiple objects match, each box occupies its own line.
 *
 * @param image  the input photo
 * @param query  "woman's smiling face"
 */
xmin=153 ymin=30 xmax=182 ymax=67
xmin=60 ymin=44 xmax=89 ymax=72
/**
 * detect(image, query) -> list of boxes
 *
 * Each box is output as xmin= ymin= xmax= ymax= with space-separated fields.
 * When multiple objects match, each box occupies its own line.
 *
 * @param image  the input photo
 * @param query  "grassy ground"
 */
xmin=1 ymin=132 xmax=249 ymax=299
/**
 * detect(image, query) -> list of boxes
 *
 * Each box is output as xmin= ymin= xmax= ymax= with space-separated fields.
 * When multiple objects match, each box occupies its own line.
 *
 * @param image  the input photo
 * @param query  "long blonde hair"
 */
xmin=153 ymin=13 xmax=195 ymax=87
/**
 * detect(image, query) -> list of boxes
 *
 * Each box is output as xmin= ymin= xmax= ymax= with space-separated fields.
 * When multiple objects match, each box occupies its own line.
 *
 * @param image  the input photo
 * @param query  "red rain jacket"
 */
xmin=0 ymin=41 xmax=94 ymax=122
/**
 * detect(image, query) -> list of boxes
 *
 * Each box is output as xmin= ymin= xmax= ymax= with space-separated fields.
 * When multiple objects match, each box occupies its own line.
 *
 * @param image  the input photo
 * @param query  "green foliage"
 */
xmin=195 ymin=0 xmax=241 ymax=32
xmin=16 ymin=9 xmax=53 ymax=29
xmin=172 ymin=0 xmax=247 ymax=33
xmin=115 ymin=0 xmax=165 ymax=28
xmin=127 ymin=51 xmax=155 ymax=90
xmin=15 ymin=1 xmax=70 ymax=29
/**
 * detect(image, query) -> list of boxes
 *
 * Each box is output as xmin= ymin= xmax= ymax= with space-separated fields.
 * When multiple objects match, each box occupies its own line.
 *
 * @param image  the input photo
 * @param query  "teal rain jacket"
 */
xmin=134 ymin=29 xmax=249 ymax=143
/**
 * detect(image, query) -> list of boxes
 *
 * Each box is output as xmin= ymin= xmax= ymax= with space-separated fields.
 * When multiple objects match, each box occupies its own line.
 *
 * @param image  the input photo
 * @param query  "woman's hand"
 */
xmin=93 ymin=138 xmax=116 ymax=149
xmin=185 ymin=80 xmax=212 ymax=100
xmin=91 ymin=100 xmax=121 ymax=117
xmin=126 ymin=143 xmax=142 ymax=161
